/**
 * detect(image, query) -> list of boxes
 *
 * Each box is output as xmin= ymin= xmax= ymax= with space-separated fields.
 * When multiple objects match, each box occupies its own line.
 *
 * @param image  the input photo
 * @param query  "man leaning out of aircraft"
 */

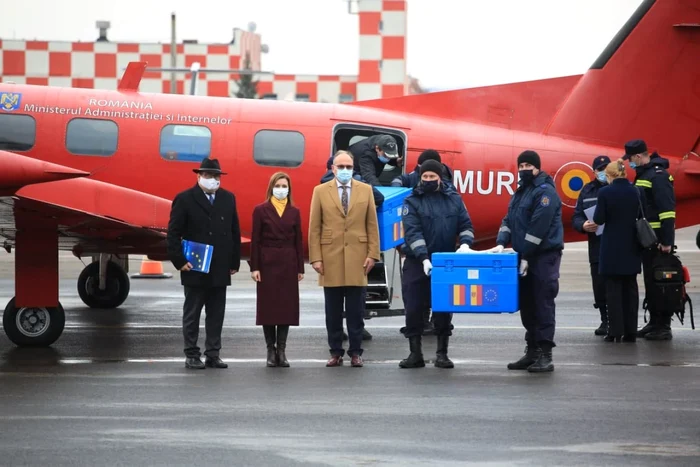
xmin=348 ymin=134 xmax=403 ymax=187
xmin=391 ymin=149 xmax=455 ymax=189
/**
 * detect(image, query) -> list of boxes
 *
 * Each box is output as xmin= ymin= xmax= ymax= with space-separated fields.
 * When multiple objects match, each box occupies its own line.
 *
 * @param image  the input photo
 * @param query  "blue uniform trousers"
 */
xmin=518 ymin=250 xmax=561 ymax=348
xmin=402 ymin=257 xmax=454 ymax=338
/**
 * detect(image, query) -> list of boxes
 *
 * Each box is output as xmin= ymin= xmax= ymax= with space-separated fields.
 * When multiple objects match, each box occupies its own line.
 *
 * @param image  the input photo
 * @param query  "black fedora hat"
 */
xmin=193 ymin=158 xmax=227 ymax=175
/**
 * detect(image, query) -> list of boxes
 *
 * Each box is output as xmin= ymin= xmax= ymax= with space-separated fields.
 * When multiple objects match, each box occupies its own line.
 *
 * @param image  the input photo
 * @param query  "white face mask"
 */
xmin=272 ymin=187 xmax=289 ymax=200
xmin=198 ymin=176 xmax=220 ymax=192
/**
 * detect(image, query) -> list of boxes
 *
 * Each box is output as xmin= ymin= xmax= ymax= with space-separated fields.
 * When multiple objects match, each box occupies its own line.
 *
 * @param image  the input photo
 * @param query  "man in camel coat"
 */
xmin=309 ymin=150 xmax=381 ymax=368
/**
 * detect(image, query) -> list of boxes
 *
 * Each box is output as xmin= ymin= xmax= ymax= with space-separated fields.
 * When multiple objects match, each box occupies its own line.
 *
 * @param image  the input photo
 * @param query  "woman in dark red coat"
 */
xmin=250 ymin=172 xmax=305 ymax=367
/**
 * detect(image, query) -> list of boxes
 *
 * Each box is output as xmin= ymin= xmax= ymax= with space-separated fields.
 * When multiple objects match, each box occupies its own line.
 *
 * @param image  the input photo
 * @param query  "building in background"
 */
xmin=0 ymin=0 xmax=423 ymax=102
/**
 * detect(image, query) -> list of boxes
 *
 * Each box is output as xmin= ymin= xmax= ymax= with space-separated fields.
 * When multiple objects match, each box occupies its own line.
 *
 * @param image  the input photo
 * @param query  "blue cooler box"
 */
xmin=430 ymin=252 xmax=519 ymax=314
xmin=374 ymin=186 xmax=411 ymax=251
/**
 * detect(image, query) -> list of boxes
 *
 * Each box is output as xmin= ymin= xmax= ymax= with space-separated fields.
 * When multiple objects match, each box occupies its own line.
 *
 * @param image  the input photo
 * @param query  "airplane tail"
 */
xmin=351 ymin=0 xmax=699 ymax=157
xmin=544 ymin=0 xmax=700 ymax=156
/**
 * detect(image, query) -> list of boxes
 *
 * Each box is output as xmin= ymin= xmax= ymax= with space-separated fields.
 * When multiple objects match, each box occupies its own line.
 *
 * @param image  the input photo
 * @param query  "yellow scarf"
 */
xmin=270 ymin=196 xmax=287 ymax=217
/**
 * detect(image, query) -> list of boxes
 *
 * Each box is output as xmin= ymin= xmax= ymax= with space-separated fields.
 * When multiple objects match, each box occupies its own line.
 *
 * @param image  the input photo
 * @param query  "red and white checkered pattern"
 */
xmin=357 ymin=0 xmax=408 ymax=101
xmin=0 ymin=1 xmax=412 ymax=103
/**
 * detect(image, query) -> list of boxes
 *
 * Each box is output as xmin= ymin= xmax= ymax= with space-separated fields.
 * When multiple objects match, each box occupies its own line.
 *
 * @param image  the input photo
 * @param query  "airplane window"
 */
xmin=253 ymin=130 xmax=304 ymax=168
xmin=159 ymin=124 xmax=211 ymax=162
xmin=66 ymin=118 xmax=118 ymax=156
xmin=0 ymin=114 xmax=36 ymax=151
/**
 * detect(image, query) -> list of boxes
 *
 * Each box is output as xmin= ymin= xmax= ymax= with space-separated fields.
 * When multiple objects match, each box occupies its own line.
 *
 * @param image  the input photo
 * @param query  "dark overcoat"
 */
xmin=250 ymin=201 xmax=304 ymax=325
xmin=592 ymin=178 xmax=643 ymax=276
xmin=167 ymin=184 xmax=241 ymax=288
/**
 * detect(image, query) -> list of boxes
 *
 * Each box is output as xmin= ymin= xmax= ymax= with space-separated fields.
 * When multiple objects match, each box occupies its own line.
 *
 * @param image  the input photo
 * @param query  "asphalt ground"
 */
xmin=0 ymin=227 xmax=699 ymax=466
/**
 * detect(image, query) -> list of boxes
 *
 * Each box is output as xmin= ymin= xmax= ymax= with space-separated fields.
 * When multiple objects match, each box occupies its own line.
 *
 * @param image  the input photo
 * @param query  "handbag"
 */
xmin=635 ymin=193 xmax=657 ymax=249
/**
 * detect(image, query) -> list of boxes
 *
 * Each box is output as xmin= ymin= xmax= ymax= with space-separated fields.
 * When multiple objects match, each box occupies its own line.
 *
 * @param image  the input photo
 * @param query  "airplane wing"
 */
xmin=0 ymin=154 xmax=250 ymax=260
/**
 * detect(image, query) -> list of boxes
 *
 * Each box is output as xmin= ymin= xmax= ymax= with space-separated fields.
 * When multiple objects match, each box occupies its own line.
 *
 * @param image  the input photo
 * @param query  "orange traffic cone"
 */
xmin=130 ymin=256 xmax=173 ymax=279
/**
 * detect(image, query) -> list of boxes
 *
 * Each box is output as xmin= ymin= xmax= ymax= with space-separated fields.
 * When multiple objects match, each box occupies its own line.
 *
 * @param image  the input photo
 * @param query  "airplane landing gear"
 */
xmin=2 ymin=297 xmax=65 ymax=347
xmin=77 ymin=259 xmax=130 ymax=309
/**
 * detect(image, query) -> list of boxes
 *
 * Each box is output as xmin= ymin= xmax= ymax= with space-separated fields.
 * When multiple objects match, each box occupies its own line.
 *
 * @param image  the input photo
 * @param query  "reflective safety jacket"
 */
xmin=402 ymin=182 xmax=474 ymax=262
xmin=633 ymin=153 xmax=676 ymax=246
xmin=496 ymin=172 xmax=564 ymax=260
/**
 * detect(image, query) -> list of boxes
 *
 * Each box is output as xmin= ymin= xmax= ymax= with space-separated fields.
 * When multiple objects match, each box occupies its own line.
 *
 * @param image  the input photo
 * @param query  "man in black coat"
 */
xmin=167 ymin=158 xmax=241 ymax=369
xmin=348 ymin=134 xmax=402 ymax=186
xmin=572 ymin=155 xmax=610 ymax=336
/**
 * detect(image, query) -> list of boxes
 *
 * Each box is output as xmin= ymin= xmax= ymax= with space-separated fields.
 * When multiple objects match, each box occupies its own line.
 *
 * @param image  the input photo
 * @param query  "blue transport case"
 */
xmin=374 ymin=186 xmax=412 ymax=251
xmin=430 ymin=252 xmax=519 ymax=313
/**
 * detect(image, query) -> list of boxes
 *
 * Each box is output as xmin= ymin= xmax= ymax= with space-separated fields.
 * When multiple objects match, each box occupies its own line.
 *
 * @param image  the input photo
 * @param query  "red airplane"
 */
xmin=0 ymin=0 xmax=698 ymax=347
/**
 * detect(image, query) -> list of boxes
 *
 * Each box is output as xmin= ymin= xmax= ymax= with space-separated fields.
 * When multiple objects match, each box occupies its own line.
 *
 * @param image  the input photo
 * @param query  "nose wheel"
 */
xmin=77 ymin=260 xmax=130 ymax=309
xmin=2 ymin=297 xmax=65 ymax=347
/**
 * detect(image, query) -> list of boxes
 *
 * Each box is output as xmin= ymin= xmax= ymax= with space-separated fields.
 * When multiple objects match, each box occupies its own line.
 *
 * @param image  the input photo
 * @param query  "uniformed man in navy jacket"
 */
xmin=491 ymin=150 xmax=564 ymax=373
xmin=572 ymin=155 xmax=610 ymax=336
xmin=399 ymin=160 xmax=475 ymax=369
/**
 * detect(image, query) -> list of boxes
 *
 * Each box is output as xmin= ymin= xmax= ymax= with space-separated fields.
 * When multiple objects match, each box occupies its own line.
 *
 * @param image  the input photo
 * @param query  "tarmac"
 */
xmin=0 ymin=227 xmax=699 ymax=466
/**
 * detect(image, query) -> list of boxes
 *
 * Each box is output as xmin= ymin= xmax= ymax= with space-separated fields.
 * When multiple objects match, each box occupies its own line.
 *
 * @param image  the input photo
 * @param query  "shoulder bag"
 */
xmin=635 ymin=192 xmax=657 ymax=249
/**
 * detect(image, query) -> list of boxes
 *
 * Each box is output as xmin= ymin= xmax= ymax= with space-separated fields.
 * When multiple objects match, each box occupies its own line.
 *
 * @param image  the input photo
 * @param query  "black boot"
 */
xmin=645 ymin=314 xmax=673 ymax=341
xmin=528 ymin=343 xmax=554 ymax=373
xmin=399 ymin=336 xmax=425 ymax=368
xmin=263 ymin=325 xmax=277 ymax=367
xmin=276 ymin=325 xmax=290 ymax=367
xmin=637 ymin=312 xmax=657 ymax=338
xmin=594 ymin=305 xmax=608 ymax=336
xmin=434 ymin=335 xmax=454 ymax=369
xmin=507 ymin=345 xmax=541 ymax=370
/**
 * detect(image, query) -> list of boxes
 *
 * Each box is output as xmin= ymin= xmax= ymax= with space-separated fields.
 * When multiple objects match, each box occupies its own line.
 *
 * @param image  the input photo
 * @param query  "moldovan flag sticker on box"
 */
xmin=431 ymin=252 xmax=519 ymax=314
xmin=374 ymin=186 xmax=411 ymax=251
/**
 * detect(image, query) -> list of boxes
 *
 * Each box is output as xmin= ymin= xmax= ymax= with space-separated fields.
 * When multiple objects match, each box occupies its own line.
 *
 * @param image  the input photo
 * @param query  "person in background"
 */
xmin=391 ymin=149 xmax=454 ymax=189
xmin=320 ymin=155 xmax=381 ymax=341
xmin=348 ymin=134 xmax=403 ymax=186
xmin=592 ymin=159 xmax=642 ymax=342
xmin=308 ymin=150 xmax=381 ymax=368
xmin=398 ymin=159 xmax=475 ymax=369
xmin=250 ymin=172 xmax=305 ymax=367
xmin=491 ymin=150 xmax=563 ymax=373
xmin=572 ymin=155 xmax=610 ymax=336
xmin=167 ymin=158 xmax=241 ymax=370
xmin=622 ymin=139 xmax=676 ymax=340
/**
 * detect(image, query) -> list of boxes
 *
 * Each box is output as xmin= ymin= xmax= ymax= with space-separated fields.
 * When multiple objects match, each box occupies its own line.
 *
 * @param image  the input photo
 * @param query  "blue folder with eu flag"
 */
xmin=182 ymin=240 xmax=213 ymax=273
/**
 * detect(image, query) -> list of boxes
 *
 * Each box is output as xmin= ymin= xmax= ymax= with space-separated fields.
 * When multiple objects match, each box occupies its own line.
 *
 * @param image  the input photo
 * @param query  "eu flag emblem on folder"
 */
xmin=182 ymin=240 xmax=213 ymax=273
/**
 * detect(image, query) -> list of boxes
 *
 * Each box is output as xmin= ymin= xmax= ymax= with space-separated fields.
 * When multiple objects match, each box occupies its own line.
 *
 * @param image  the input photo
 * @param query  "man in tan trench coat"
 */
xmin=309 ymin=150 xmax=381 ymax=368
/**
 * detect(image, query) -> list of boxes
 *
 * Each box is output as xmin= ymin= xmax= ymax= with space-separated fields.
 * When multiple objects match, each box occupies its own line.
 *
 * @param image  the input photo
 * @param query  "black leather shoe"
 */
xmin=185 ymin=357 xmax=205 ymax=369
xmin=205 ymin=356 xmax=228 ymax=368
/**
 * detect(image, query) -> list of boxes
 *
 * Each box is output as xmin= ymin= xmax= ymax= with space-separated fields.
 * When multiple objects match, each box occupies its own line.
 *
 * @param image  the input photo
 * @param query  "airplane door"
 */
xmin=331 ymin=123 xmax=408 ymax=187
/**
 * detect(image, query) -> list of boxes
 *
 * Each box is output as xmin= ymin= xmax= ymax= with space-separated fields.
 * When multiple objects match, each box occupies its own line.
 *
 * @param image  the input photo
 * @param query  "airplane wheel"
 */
xmin=77 ymin=261 xmax=130 ymax=309
xmin=2 ymin=297 xmax=65 ymax=347
xmin=696 ymin=229 xmax=699 ymax=250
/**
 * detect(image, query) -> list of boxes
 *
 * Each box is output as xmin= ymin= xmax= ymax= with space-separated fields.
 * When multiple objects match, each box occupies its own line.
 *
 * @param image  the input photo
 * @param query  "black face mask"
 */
xmin=422 ymin=180 xmax=439 ymax=193
xmin=519 ymin=170 xmax=535 ymax=184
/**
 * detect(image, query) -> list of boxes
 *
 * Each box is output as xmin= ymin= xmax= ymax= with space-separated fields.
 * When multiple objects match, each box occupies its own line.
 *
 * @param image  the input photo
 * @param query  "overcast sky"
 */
xmin=1 ymin=0 xmax=643 ymax=90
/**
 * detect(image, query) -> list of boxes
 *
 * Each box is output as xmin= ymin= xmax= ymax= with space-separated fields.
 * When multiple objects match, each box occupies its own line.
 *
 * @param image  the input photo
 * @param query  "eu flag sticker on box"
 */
xmin=182 ymin=239 xmax=214 ymax=274
xmin=374 ymin=186 xmax=411 ymax=251
xmin=430 ymin=252 xmax=519 ymax=313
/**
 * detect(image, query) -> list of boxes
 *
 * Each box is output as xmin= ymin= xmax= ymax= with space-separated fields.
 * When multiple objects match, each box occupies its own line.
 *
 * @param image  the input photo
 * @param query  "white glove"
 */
xmin=456 ymin=244 xmax=472 ymax=253
xmin=423 ymin=259 xmax=433 ymax=277
xmin=487 ymin=245 xmax=505 ymax=254
xmin=519 ymin=259 xmax=529 ymax=277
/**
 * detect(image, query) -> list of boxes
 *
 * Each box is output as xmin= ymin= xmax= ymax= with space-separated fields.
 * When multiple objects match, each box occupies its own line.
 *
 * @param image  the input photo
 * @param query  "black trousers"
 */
xmin=519 ymin=250 xmax=561 ymax=348
xmin=324 ymin=286 xmax=365 ymax=357
xmin=590 ymin=263 xmax=607 ymax=322
xmin=183 ymin=286 xmax=227 ymax=358
xmin=402 ymin=257 xmax=453 ymax=338
xmin=605 ymin=275 xmax=639 ymax=337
